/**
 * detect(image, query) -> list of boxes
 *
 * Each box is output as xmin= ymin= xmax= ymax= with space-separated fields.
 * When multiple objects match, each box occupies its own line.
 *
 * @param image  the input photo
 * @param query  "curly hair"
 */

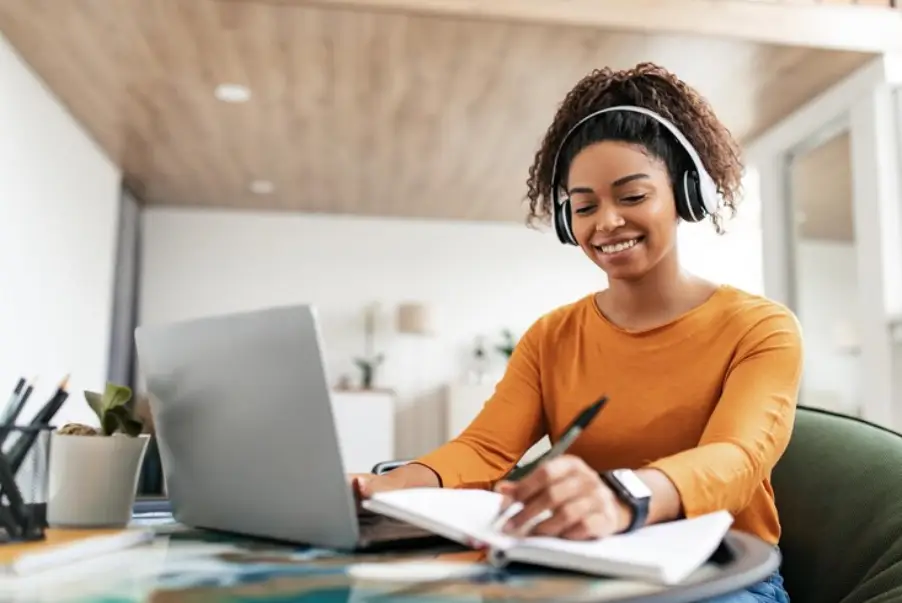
xmin=525 ymin=62 xmax=744 ymax=234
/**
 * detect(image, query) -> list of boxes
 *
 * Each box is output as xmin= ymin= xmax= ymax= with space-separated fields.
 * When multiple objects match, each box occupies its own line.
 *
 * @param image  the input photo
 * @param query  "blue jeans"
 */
xmin=700 ymin=568 xmax=789 ymax=603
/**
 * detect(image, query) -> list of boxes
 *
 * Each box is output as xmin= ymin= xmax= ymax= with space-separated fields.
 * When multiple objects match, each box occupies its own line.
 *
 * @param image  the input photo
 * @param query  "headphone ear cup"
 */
xmin=678 ymin=171 xmax=707 ymax=223
xmin=553 ymin=198 xmax=567 ymax=242
xmin=554 ymin=198 xmax=578 ymax=245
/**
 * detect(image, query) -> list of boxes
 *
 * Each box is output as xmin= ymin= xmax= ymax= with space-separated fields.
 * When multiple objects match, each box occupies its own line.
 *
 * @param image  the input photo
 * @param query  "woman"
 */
xmin=354 ymin=63 xmax=800 ymax=603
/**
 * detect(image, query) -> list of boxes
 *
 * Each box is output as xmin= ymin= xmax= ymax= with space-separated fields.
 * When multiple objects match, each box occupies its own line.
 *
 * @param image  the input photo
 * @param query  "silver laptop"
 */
xmin=133 ymin=304 xmax=440 ymax=550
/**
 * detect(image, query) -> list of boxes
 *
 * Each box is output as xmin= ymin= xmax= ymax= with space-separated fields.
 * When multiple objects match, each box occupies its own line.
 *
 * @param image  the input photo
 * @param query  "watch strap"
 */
xmin=601 ymin=470 xmax=650 ymax=533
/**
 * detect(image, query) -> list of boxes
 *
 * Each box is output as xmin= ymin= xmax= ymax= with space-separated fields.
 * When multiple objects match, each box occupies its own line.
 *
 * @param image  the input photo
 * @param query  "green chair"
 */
xmin=771 ymin=405 xmax=902 ymax=603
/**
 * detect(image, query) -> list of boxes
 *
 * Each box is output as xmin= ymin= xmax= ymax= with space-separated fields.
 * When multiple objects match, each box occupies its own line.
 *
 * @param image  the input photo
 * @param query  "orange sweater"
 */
xmin=416 ymin=285 xmax=803 ymax=545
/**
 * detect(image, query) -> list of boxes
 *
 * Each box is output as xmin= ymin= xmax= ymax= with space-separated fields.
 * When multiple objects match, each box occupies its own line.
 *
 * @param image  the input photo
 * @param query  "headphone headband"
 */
xmin=549 ymin=105 xmax=720 ymax=214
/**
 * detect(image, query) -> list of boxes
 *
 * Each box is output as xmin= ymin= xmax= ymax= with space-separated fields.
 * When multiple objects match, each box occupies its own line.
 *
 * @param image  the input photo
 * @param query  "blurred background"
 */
xmin=1 ymin=0 xmax=901 ymax=491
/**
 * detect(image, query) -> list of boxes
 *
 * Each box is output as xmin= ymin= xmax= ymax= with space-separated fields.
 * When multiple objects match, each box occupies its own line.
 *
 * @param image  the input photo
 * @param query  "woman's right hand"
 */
xmin=348 ymin=472 xmax=404 ymax=501
xmin=348 ymin=463 xmax=442 ymax=505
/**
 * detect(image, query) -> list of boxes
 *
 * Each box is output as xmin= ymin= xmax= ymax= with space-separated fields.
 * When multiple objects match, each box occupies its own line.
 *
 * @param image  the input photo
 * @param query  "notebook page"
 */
xmin=511 ymin=511 xmax=733 ymax=582
xmin=365 ymin=488 xmax=516 ymax=548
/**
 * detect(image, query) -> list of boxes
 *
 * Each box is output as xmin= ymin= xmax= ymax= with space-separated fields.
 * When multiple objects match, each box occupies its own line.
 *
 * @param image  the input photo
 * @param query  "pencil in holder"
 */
xmin=0 ymin=425 xmax=54 ymax=543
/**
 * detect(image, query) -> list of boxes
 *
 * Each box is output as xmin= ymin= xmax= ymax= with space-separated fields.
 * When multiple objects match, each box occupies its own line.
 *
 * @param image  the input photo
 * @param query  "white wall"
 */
xmin=0 ymin=33 xmax=122 ymax=426
xmin=795 ymin=240 xmax=861 ymax=415
xmin=746 ymin=56 xmax=886 ymax=308
xmin=747 ymin=55 xmax=902 ymax=428
xmin=139 ymin=203 xmax=763 ymax=457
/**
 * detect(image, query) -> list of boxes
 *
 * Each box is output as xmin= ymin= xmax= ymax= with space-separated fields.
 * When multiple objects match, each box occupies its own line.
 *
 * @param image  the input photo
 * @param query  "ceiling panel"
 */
xmin=0 ymin=0 xmax=875 ymax=223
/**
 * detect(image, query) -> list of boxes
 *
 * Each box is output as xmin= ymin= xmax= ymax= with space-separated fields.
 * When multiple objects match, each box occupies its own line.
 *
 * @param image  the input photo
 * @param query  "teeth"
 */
xmin=599 ymin=238 xmax=639 ymax=254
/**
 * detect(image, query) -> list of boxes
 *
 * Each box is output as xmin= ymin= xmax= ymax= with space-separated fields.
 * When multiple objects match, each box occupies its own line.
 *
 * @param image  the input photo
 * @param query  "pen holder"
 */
xmin=0 ymin=425 xmax=54 ymax=543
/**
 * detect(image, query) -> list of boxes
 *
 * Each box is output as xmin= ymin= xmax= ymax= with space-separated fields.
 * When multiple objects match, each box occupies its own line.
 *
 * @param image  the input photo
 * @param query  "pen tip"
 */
xmin=59 ymin=374 xmax=70 ymax=390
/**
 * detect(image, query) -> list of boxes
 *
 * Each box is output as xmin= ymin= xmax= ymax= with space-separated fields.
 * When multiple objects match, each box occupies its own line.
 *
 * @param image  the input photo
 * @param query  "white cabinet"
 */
xmin=444 ymin=383 xmax=550 ymax=464
xmin=331 ymin=390 xmax=395 ymax=474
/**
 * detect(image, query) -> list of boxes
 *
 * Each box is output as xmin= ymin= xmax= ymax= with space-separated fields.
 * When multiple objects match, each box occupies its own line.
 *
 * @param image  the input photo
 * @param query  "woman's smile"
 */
xmin=592 ymin=235 xmax=646 ymax=261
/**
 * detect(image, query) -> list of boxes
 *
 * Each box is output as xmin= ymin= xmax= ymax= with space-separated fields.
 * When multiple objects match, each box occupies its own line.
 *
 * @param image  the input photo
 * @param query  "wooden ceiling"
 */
xmin=0 ymin=0 xmax=877 ymax=223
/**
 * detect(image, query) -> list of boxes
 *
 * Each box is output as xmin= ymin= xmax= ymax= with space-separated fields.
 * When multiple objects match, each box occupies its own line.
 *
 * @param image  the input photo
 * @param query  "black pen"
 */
xmin=505 ymin=395 xmax=608 ymax=483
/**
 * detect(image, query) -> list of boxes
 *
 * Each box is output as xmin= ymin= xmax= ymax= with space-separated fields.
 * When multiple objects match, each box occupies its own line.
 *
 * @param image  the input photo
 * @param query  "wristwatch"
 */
xmin=601 ymin=468 xmax=652 ymax=533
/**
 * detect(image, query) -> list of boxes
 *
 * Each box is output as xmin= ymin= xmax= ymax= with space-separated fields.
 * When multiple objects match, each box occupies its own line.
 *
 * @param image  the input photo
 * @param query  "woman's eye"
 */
xmin=574 ymin=205 xmax=595 ymax=215
xmin=622 ymin=194 xmax=647 ymax=204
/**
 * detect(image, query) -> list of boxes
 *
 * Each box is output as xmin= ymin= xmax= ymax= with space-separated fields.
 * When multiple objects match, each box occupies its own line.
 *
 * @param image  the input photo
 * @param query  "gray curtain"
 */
xmin=107 ymin=188 xmax=141 ymax=387
xmin=107 ymin=186 xmax=164 ymax=495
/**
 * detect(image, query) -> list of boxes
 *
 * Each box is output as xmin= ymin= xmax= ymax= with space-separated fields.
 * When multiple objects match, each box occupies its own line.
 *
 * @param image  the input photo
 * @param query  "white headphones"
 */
xmin=551 ymin=105 xmax=721 ymax=246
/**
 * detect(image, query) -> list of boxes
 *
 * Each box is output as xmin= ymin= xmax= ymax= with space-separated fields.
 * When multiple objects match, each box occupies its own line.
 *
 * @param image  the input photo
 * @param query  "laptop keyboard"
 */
xmin=357 ymin=510 xmax=384 ymax=526
xmin=357 ymin=509 xmax=439 ymax=544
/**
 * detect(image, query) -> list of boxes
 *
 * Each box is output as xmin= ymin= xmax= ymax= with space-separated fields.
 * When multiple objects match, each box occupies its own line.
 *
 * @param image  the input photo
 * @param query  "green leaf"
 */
xmin=105 ymin=406 xmax=143 ymax=437
xmin=101 ymin=407 xmax=120 ymax=436
xmin=84 ymin=390 xmax=104 ymax=421
xmin=101 ymin=383 xmax=133 ymax=411
xmin=85 ymin=382 xmax=143 ymax=436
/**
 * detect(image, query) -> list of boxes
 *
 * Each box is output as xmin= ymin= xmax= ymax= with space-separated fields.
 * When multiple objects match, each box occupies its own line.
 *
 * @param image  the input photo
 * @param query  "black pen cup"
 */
xmin=0 ymin=425 xmax=54 ymax=543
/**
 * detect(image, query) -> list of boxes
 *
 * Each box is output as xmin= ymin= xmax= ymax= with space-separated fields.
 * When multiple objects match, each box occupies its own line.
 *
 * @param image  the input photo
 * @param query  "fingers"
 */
xmin=532 ymin=484 xmax=622 ymax=539
xmin=530 ymin=494 xmax=599 ymax=538
xmin=493 ymin=456 xmax=624 ymax=540
xmin=509 ymin=455 xmax=584 ymax=503
xmin=493 ymin=456 xmax=582 ymax=519
xmin=502 ymin=472 xmax=585 ymax=534
xmin=495 ymin=456 xmax=588 ymax=533
xmin=347 ymin=473 xmax=370 ymax=488
xmin=351 ymin=473 xmax=408 ymax=498
xmin=494 ymin=481 xmax=516 ymax=513
xmin=354 ymin=476 xmax=367 ymax=498
xmin=558 ymin=513 xmax=608 ymax=540
xmin=348 ymin=475 xmax=374 ymax=504
xmin=351 ymin=477 xmax=366 ymax=510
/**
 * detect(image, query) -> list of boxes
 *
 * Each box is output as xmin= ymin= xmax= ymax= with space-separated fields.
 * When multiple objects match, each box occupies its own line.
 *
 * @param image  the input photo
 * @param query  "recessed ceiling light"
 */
xmin=214 ymin=83 xmax=251 ymax=103
xmin=249 ymin=180 xmax=274 ymax=194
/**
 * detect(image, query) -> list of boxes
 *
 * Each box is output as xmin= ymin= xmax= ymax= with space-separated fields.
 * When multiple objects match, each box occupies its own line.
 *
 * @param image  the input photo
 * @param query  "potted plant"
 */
xmin=47 ymin=382 xmax=150 ymax=528
xmin=354 ymin=303 xmax=385 ymax=389
xmin=496 ymin=329 xmax=518 ymax=360
xmin=354 ymin=354 xmax=384 ymax=390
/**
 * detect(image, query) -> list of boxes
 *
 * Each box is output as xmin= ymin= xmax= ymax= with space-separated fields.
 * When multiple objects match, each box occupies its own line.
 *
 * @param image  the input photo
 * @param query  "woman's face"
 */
xmin=566 ymin=140 xmax=679 ymax=281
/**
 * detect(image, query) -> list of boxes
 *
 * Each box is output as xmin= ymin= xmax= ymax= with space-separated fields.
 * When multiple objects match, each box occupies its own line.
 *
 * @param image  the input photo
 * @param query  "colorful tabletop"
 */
xmin=0 ymin=515 xmax=778 ymax=603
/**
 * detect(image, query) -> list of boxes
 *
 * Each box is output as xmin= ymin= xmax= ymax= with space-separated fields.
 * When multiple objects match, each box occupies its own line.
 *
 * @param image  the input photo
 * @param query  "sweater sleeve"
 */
xmin=413 ymin=321 xmax=547 ymax=490
xmin=647 ymin=309 xmax=803 ymax=518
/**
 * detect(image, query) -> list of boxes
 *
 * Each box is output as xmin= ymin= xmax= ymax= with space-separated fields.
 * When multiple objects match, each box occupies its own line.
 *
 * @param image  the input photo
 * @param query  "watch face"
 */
xmin=613 ymin=469 xmax=652 ymax=499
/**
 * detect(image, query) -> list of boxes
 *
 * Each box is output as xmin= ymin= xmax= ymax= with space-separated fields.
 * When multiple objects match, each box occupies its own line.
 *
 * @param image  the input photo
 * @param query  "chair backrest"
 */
xmin=772 ymin=406 xmax=902 ymax=603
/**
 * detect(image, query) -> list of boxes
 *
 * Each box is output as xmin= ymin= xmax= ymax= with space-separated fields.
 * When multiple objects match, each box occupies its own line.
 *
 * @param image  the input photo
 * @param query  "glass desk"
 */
xmin=0 ymin=514 xmax=780 ymax=603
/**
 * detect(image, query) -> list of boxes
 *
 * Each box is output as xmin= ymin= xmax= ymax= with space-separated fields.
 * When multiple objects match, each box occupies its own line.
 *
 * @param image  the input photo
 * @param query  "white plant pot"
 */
xmin=46 ymin=432 xmax=150 ymax=528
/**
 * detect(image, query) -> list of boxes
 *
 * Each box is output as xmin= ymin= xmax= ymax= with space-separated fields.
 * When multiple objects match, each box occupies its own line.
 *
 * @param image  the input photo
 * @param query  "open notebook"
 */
xmin=362 ymin=488 xmax=733 ymax=585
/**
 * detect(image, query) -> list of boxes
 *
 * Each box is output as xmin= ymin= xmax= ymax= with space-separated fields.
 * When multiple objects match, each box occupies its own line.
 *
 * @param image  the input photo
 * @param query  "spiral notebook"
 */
xmin=362 ymin=488 xmax=733 ymax=585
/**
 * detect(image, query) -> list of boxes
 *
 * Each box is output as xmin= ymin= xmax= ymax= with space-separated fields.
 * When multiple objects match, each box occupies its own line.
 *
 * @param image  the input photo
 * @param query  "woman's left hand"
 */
xmin=494 ymin=455 xmax=631 ymax=540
